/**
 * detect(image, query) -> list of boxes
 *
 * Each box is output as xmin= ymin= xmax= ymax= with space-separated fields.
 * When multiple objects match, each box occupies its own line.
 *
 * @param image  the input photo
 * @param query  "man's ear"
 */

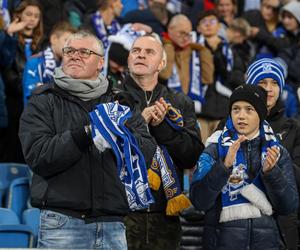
xmin=97 ymin=56 xmax=105 ymax=71
xmin=157 ymin=58 xmax=166 ymax=72
xmin=50 ymin=34 xmax=57 ymax=46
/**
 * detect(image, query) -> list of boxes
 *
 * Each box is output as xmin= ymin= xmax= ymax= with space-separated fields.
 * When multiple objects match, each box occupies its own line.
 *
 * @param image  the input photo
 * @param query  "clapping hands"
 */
xmin=141 ymin=97 xmax=170 ymax=126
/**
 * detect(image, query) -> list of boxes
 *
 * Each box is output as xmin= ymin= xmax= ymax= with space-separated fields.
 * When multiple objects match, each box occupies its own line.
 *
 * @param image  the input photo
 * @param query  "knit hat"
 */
xmin=108 ymin=23 xmax=147 ymax=51
xmin=246 ymin=58 xmax=285 ymax=93
xmin=229 ymin=84 xmax=268 ymax=122
xmin=108 ymin=42 xmax=129 ymax=67
xmin=281 ymin=1 xmax=300 ymax=24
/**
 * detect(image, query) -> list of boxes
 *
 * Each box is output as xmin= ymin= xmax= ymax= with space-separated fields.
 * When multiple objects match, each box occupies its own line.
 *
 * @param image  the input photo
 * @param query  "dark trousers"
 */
xmin=124 ymin=212 xmax=181 ymax=250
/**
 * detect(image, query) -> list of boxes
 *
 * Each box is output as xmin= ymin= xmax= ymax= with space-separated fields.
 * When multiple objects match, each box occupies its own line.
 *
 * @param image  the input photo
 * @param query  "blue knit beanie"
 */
xmin=246 ymin=58 xmax=285 ymax=93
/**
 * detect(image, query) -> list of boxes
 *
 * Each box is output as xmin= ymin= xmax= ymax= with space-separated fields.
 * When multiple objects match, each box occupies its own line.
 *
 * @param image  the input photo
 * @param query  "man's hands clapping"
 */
xmin=141 ymin=97 xmax=169 ymax=126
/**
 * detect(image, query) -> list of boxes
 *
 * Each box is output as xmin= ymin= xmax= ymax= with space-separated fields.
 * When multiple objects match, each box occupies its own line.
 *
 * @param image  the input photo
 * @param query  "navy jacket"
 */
xmin=190 ymin=135 xmax=298 ymax=250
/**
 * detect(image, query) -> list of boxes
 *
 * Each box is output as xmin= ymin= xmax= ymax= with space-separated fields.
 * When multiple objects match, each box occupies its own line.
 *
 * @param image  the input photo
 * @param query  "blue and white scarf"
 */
xmin=24 ymin=38 xmax=33 ymax=61
xmin=167 ymin=48 xmax=206 ymax=114
xmin=89 ymin=102 xmax=154 ymax=210
xmin=218 ymin=118 xmax=279 ymax=222
xmin=197 ymin=34 xmax=234 ymax=98
xmin=92 ymin=11 xmax=121 ymax=50
xmin=41 ymin=47 xmax=57 ymax=83
xmin=148 ymin=104 xmax=191 ymax=215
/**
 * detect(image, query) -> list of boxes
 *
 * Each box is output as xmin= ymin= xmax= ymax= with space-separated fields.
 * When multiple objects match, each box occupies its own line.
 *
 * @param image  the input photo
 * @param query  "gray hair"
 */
xmin=133 ymin=33 xmax=167 ymax=69
xmin=168 ymin=14 xmax=191 ymax=29
xmin=64 ymin=30 xmax=104 ymax=56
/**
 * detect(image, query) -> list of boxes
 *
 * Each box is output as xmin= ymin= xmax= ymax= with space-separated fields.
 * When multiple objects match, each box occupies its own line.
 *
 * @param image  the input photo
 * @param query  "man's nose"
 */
xmin=137 ymin=50 xmax=146 ymax=58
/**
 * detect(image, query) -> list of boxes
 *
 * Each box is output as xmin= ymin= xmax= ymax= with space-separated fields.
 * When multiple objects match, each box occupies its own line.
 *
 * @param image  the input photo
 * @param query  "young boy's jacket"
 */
xmin=190 ymin=134 xmax=298 ymax=250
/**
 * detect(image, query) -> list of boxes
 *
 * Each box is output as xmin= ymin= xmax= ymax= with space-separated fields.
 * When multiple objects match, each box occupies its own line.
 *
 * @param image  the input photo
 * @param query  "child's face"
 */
xmin=261 ymin=0 xmax=280 ymax=22
xmin=20 ymin=5 xmax=40 ymax=31
xmin=258 ymin=78 xmax=280 ymax=111
xmin=217 ymin=0 xmax=235 ymax=18
xmin=231 ymin=101 xmax=260 ymax=139
xmin=52 ymin=32 xmax=73 ymax=59
xmin=282 ymin=11 xmax=299 ymax=33
xmin=197 ymin=15 xmax=220 ymax=38
xmin=226 ymin=28 xmax=245 ymax=44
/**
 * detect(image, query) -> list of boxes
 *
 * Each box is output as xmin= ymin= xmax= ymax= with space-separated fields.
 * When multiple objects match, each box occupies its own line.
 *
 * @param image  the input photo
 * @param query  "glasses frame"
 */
xmin=62 ymin=47 xmax=103 ymax=58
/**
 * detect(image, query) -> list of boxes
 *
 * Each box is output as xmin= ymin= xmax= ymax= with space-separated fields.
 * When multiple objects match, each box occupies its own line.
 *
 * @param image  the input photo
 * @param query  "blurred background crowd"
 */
xmin=1 ymin=0 xmax=300 ymax=249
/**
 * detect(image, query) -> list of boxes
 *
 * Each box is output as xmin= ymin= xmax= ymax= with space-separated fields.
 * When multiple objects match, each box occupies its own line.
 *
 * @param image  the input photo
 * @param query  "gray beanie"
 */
xmin=282 ymin=1 xmax=300 ymax=24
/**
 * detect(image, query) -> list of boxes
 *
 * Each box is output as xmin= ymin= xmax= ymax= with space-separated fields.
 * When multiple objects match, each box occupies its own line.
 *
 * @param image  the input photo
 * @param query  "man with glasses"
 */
xmin=159 ymin=14 xmax=214 ymax=139
xmin=18 ymin=30 xmax=156 ymax=249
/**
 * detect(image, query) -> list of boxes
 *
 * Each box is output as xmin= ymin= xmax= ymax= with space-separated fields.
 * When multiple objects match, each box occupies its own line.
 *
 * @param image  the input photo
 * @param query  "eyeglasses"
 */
xmin=199 ymin=18 xmax=218 ymax=26
xmin=62 ymin=47 xmax=103 ymax=58
xmin=177 ymin=31 xmax=192 ymax=39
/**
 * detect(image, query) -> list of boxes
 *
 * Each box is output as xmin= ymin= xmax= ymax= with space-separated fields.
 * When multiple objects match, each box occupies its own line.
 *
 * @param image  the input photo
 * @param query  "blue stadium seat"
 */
xmin=0 ymin=224 xmax=34 ymax=248
xmin=5 ymin=177 xmax=30 ymax=219
xmin=0 ymin=207 xmax=19 ymax=224
xmin=22 ymin=208 xmax=40 ymax=246
xmin=0 ymin=207 xmax=34 ymax=248
xmin=0 ymin=163 xmax=31 ymax=206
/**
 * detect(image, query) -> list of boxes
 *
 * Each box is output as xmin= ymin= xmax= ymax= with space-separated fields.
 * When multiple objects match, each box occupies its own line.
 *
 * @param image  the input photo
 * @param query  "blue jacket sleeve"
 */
xmin=190 ymin=144 xmax=232 ymax=212
xmin=22 ymin=56 xmax=43 ymax=104
xmin=262 ymin=146 xmax=299 ymax=215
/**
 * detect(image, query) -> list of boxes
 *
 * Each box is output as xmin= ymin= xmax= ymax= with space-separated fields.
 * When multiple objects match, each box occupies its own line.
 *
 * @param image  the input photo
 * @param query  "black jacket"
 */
xmin=117 ymin=76 xmax=204 ymax=212
xmin=19 ymin=84 xmax=156 ymax=221
xmin=191 ymin=136 xmax=298 ymax=250
xmin=242 ymin=10 xmax=292 ymax=57
xmin=267 ymin=100 xmax=300 ymax=193
xmin=200 ymin=41 xmax=245 ymax=120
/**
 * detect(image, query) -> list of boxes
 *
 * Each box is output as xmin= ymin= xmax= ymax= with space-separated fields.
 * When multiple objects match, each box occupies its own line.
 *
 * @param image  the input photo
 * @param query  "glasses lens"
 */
xmin=78 ymin=48 xmax=90 ymax=58
xmin=63 ymin=47 xmax=73 ymax=56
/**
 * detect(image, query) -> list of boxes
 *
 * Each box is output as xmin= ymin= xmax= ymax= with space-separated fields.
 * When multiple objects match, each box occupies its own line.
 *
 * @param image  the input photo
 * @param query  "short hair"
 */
xmin=50 ymin=21 xmax=77 ymax=37
xmin=228 ymin=18 xmax=251 ymax=38
xmin=97 ymin=0 xmax=113 ymax=10
xmin=133 ymin=33 xmax=167 ymax=69
xmin=168 ymin=14 xmax=191 ymax=29
xmin=65 ymin=30 xmax=104 ymax=56
xmin=197 ymin=9 xmax=220 ymax=25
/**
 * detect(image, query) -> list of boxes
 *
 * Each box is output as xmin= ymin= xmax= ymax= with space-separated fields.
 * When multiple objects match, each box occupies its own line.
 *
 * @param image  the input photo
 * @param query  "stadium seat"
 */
xmin=0 ymin=224 xmax=34 ymax=248
xmin=0 ymin=163 xmax=31 ymax=206
xmin=0 ymin=207 xmax=19 ymax=224
xmin=5 ymin=177 xmax=30 ymax=219
xmin=22 ymin=207 xmax=40 ymax=246
xmin=0 ymin=207 xmax=34 ymax=247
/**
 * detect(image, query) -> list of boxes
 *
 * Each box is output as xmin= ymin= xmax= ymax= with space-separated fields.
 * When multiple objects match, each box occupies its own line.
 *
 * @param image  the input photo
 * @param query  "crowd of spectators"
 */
xmin=1 ymin=0 xmax=300 ymax=249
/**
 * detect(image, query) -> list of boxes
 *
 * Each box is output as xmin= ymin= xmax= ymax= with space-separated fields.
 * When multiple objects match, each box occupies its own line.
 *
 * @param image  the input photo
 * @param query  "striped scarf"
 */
xmin=148 ymin=104 xmax=191 ymax=215
xmin=89 ymin=102 xmax=154 ymax=210
xmin=92 ymin=11 xmax=120 ymax=50
xmin=218 ymin=118 xmax=279 ymax=222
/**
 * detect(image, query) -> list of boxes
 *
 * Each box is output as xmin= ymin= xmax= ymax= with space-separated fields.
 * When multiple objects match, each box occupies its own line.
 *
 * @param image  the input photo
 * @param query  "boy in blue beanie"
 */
xmin=246 ymin=57 xmax=300 ymax=250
